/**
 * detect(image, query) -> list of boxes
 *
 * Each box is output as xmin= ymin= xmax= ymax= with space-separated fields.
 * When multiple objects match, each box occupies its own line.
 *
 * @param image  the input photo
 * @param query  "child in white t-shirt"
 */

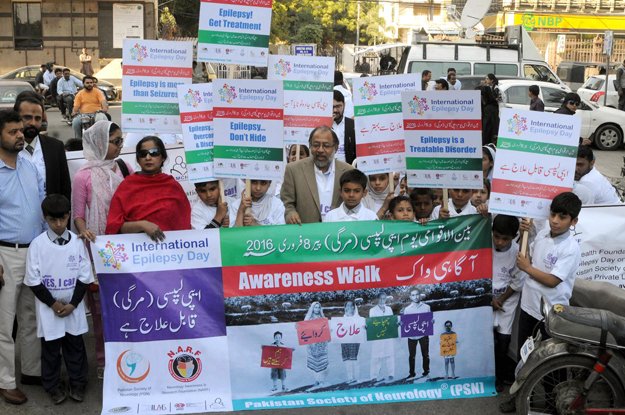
xmin=25 ymin=194 xmax=94 ymax=404
xmin=230 ymin=180 xmax=285 ymax=226
xmin=430 ymin=189 xmax=477 ymax=219
xmin=324 ymin=169 xmax=378 ymax=222
xmin=191 ymin=181 xmax=230 ymax=229
xmin=389 ymin=195 xmax=415 ymax=222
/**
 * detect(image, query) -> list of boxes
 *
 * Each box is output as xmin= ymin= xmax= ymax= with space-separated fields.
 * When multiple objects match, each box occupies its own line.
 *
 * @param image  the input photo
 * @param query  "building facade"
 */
xmin=0 ymin=0 xmax=158 ymax=74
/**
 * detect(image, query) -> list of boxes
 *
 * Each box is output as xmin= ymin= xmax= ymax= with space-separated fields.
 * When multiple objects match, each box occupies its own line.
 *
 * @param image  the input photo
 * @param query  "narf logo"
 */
xmin=98 ymin=241 xmax=128 ymax=270
xmin=357 ymin=81 xmax=378 ymax=101
xmin=507 ymin=113 xmax=528 ymax=135
xmin=183 ymin=89 xmax=202 ymax=108
xmin=408 ymin=96 xmax=429 ymax=115
xmin=116 ymin=350 xmax=150 ymax=383
xmin=168 ymin=346 xmax=202 ymax=383
xmin=218 ymin=83 xmax=237 ymax=103
xmin=273 ymin=58 xmax=292 ymax=77
xmin=130 ymin=43 xmax=148 ymax=62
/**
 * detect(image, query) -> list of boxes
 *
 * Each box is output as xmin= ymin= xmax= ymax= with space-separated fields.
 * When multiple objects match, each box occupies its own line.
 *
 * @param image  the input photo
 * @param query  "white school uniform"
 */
xmin=578 ymin=168 xmax=621 ymax=205
xmin=369 ymin=305 xmax=395 ymax=379
xmin=228 ymin=195 xmax=286 ymax=226
xmin=191 ymin=196 xmax=237 ymax=230
xmin=25 ymin=230 xmax=94 ymax=341
xmin=324 ymin=202 xmax=378 ymax=222
xmin=492 ymin=243 xmax=526 ymax=335
xmin=520 ymin=228 xmax=581 ymax=320
xmin=314 ymin=162 xmax=335 ymax=220
xmin=430 ymin=199 xmax=477 ymax=220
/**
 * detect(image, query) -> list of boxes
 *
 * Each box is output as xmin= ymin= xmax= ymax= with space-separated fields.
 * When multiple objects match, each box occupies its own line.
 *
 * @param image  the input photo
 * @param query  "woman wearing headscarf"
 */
xmin=479 ymin=86 xmax=500 ymax=145
xmin=341 ymin=300 xmax=365 ymax=383
xmin=71 ymin=120 xmax=131 ymax=378
xmin=304 ymin=301 xmax=329 ymax=389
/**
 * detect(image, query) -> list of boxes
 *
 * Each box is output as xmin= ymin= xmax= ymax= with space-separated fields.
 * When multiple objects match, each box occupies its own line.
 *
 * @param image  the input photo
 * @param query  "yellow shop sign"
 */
xmin=515 ymin=13 xmax=625 ymax=31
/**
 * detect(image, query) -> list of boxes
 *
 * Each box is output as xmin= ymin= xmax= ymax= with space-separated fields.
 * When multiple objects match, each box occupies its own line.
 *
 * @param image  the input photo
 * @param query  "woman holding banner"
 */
xmin=304 ymin=301 xmax=329 ymax=389
xmin=105 ymin=136 xmax=191 ymax=240
xmin=72 ymin=120 xmax=131 ymax=378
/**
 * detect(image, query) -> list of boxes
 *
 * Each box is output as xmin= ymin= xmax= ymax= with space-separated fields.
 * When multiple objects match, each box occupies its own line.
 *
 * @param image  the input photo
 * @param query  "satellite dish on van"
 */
xmin=460 ymin=0 xmax=492 ymax=29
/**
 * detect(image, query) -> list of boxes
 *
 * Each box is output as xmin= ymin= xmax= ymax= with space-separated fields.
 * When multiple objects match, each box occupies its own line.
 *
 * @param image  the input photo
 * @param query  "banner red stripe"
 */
xmin=180 ymin=111 xmax=213 ymax=124
xmin=223 ymin=248 xmax=492 ymax=297
xmin=492 ymin=178 xmax=571 ymax=199
xmin=122 ymin=65 xmax=193 ymax=78
xmin=356 ymin=139 xmax=405 ymax=157
xmin=284 ymin=115 xmax=332 ymax=128
xmin=403 ymin=119 xmax=482 ymax=131
xmin=213 ymin=107 xmax=283 ymax=120
xmin=201 ymin=0 xmax=272 ymax=7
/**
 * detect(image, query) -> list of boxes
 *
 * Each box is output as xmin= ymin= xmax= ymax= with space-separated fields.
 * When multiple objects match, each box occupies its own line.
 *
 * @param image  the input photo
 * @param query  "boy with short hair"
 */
xmin=409 ymin=188 xmax=435 ymax=221
xmin=268 ymin=331 xmax=291 ymax=392
xmin=430 ymin=189 xmax=477 ymax=220
xmin=491 ymin=214 xmax=525 ymax=391
xmin=516 ymin=192 xmax=582 ymax=347
xmin=191 ymin=181 xmax=230 ymax=229
xmin=25 ymin=194 xmax=93 ymax=405
xmin=324 ymin=169 xmax=378 ymax=222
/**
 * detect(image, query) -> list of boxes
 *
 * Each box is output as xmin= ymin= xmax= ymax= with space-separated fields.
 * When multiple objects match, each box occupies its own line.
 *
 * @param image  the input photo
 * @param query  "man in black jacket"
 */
xmin=332 ymin=90 xmax=356 ymax=165
xmin=14 ymin=92 xmax=71 ymax=200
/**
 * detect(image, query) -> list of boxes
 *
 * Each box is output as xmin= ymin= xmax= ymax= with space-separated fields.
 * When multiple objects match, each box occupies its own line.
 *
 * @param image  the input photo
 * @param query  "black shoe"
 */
xmin=68 ymin=384 xmax=85 ymax=402
xmin=20 ymin=374 xmax=42 ymax=386
xmin=48 ymin=387 xmax=67 ymax=405
xmin=422 ymin=371 xmax=429 ymax=377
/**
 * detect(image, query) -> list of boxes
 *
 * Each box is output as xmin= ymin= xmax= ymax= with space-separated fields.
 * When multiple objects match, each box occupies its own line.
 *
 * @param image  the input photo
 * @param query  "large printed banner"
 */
xmin=402 ymin=90 xmax=483 ymax=189
xmin=93 ymin=217 xmax=496 ymax=414
xmin=352 ymin=74 xmax=417 ymax=175
xmin=177 ymin=84 xmax=215 ymax=183
xmin=92 ymin=230 xmax=233 ymax=414
xmin=221 ymin=216 xmax=496 ymax=410
xmin=489 ymin=108 xmax=580 ymax=219
xmin=213 ymin=79 xmax=284 ymax=180
xmin=198 ymin=0 xmax=272 ymax=66
xmin=267 ymin=55 xmax=334 ymax=147
xmin=574 ymin=205 xmax=625 ymax=288
xmin=122 ymin=39 xmax=193 ymax=133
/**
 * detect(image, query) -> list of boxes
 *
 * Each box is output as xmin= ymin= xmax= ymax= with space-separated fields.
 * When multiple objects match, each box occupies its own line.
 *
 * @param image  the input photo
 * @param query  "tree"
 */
xmin=294 ymin=24 xmax=324 ymax=44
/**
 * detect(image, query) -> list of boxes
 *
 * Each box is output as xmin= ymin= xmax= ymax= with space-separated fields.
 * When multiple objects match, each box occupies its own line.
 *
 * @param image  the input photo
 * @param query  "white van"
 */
xmin=397 ymin=25 xmax=565 ymax=87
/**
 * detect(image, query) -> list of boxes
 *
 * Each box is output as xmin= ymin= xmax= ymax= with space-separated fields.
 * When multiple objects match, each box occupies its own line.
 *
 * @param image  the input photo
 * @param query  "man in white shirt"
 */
xmin=56 ymin=68 xmax=83 ymax=119
xmin=333 ymin=71 xmax=354 ymax=118
xmin=446 ymin=68 xmax=462 ymax=91
xmin=575 ymin=146 xmax=621 ymax=205
xmin=331 ymin=90 xmax=356 ymax=165
xmin=369 ymin=292 xmax=396 ymax=382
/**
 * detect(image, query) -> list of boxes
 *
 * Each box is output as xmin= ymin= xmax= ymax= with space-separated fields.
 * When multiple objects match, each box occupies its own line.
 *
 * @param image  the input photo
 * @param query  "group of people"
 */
xmin=0 ymin=63 xmax=622 ymax=408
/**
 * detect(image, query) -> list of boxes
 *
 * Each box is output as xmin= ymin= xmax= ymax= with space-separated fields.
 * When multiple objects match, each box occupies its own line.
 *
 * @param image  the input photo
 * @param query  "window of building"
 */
xmin=13 ymin=2 xmax=43 ymax=50
xmin=413 ymin=4 xmax=440 ymax=19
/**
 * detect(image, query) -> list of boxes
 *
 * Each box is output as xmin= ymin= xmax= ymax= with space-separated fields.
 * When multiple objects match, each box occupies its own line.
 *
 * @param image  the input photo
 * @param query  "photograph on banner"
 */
xmin=268 ymin=55 xmax=334 ymax=148
xmin=220 ymin=217 xmax=496 ymax=410
xmin=90 ymin=230 xmax=233 ymax=413
xmin=573 ymin=205 xmax=625 ymax=288
xmin=489 ymin=108 xmax=580 ymax=219
xmin=177 ymin=83 xmax=215 ymax=183
xmin=197 ymin=0 xmax=272 ymax=66
xmin=352 ymin=74 xmax=418 ymax=175
xmin=402 ymin=90 xmax=483 ymax=189
xmin=121 ymin=39 xmax=193 ymax=133
xmin=212 ymin=78 xmax=284 ymax=181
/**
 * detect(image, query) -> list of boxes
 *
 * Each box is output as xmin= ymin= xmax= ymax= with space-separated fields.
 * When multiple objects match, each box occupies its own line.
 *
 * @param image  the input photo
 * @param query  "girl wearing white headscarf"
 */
xmin=341 ymin=300 xmax=365 ymax=383
xmin=304 ymin=301 xmax=329 ymax=388
xmin=71 ymin=120 xmax=132 ymax=377
xmin=229 ymin=179 xmax=285 ymax=226
xmin=362 ymin=173 xmax=394 ymax=218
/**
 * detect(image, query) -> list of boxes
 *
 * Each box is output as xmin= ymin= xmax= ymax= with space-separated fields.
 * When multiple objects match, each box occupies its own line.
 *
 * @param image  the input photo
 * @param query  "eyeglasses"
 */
xmin=137 ymin=147 xmax=162 ymax=158
xmin=567 ymin=100 xmax=580 ymax=106
xmin=109 ymin=137 xmax=124 ymax=147
xmin=311 ymin=142 xmax=335 ymax=150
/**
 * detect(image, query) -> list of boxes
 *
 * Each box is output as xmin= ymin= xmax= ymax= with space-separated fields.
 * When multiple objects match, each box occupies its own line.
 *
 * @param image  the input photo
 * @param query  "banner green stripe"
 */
xmin=185 ymin=149 xmax=214 ymax=164
xmin=406 ymin=157 xmax=482 ymax=171
xmin=220 ymin=215 xmax=491 ymax=266
xmin=283 ymin=80 xmax=333 ymax=92
xmin=497 ymin=137 xmax=578 ymax=157
xmin=198 ymin=30 xmax=269 ymax=48
xmin=214 ymin=146 xmax=283 ymax=161
xmin=354 ymin=102 xmax=402 ymax=117
xmin=122 ymin=102 xmax=179 ymax=115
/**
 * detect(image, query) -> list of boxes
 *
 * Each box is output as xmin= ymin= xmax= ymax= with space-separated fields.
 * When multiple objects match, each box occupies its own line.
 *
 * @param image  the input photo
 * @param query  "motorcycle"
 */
xmin=510 ymin=298 xmax=625 ymax=414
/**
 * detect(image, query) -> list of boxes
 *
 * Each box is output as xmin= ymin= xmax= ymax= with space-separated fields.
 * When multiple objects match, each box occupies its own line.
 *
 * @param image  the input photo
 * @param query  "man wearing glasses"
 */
xmin=555 ymin=93 xmax=592 ymax=146
xmin=281 ymin=126 xmax=353 ymax=224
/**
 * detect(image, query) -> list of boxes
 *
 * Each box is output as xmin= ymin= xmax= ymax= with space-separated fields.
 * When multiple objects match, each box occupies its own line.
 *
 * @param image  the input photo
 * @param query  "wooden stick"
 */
xmin=245 ymin=179 xmax=252 ymax=215
xmin=389 ymin=172 xmax=394 ymax=194
xmin=218 ymin=179 xmax=225 ymax=201
xmin=442 ymin=188 xmax=449 ymax=211
xmin=295 ymin=144 xmax=301 ymax=162
xmin=520 ymin=218 xmax=532 ymax=257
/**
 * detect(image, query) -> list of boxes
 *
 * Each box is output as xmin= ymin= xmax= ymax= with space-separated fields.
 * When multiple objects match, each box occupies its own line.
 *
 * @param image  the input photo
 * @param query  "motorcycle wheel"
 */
xmin=516 ymin=355 xmax=625 ymax=415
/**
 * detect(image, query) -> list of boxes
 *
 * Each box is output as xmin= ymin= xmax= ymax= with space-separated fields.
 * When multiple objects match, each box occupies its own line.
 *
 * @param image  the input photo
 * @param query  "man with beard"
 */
xmin=14 ymin=92 xmax=71 ymax=200
xmin=71 ymin=75 xmax=108 ymax=139
xmin=281 ymin=126 xmax=353 ymax=223
xmin=575 ymin=145 xmax=621 ymax=205
xmin=0 ymin=110 xmax=45 ymax=404
xmin=331 ymin=90 xmax=356 ymax=165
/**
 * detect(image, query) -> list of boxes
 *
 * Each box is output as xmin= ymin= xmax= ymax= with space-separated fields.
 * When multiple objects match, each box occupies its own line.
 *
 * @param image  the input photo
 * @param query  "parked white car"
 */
xmin=577 ymin=74 xmax=619 ymax=108
xmin=498 ymin=79 xmax=624 ymax=150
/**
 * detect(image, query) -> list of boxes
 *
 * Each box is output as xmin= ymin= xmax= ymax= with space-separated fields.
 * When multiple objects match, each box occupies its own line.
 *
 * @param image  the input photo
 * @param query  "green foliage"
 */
xmin=294 ymin=24 xmax=324 ymax=44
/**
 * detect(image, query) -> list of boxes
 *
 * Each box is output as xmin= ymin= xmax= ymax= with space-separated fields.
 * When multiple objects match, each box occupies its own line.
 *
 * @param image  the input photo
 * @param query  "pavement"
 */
xmin=2 ymin=105 xmax=622 ymax=415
